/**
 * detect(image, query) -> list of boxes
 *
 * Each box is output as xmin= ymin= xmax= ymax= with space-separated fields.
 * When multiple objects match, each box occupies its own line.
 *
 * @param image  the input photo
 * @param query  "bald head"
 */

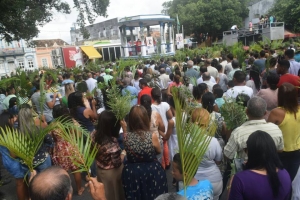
xmin=29 ymin=166 xmax=72 ymax=200
xmin=202 ymin=72 xmax=211 ymax=81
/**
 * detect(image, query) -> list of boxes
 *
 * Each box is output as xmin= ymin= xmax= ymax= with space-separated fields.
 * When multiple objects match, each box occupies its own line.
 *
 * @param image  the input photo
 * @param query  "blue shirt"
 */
xmin=295 ymin=53 xmax=300 ymax=62
xmin=178 ymin=180 xmax=213 ymax=200
xmin=288 ymin=59 xmax=300 ymax=76
xmin=122 ymin=85 xmax=138 ymax=107
xmin=215 ymin=98 xmax=225 ymax=109
xmin=185 ymin=68 xmax=199 ymax=79
xmin=253 ymin=59 xmax=266 ymax=73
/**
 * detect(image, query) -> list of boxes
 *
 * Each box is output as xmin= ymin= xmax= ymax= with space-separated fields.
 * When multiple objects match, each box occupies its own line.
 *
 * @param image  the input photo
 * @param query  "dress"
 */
xmin=51 ymin=122 xmax=78 ymax=171
xmin=168 ymin=117 xmax=178 ymax=161
xmin=150 ymin=111 xmax=164 ymax=164
xmin=122 ymin=131 xmax=168 ymax=200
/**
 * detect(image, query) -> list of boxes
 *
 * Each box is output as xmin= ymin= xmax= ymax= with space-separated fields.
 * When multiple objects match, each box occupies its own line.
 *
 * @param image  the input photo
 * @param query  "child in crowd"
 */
xmin=213 ymin=88 xmax=225 ymax=109
xmin=172 ymin=153 xmax=213 ymax=199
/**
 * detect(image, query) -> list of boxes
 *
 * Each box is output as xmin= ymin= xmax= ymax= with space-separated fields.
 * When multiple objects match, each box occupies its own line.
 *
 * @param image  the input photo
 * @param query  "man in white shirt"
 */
xmin=197 ymin=66 xmax=216 ymax=85
xmin=100 ymin=68 xmax=106 ymax=76
xmin=226 ymin=71 xmax=253 ymax=99
xmin=202 ymin=72 xmax=215 ymax=92
xmin=285 ymin=49 xmax=300 ymax=76
xmin=158 ymin=68 xmax=170 ymax=89
xmin=205 ymin=60 xmax=219 ymax=83
xmin=220 ymin=55 xmax=228 ymax=72
xmin=85 ymin=72 xmax=97 ymax=93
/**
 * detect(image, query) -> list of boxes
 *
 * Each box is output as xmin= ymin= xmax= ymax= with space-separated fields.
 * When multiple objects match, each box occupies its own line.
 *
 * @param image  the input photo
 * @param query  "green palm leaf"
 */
xmin=53 ymin=119 xmax=98 ymax=177
xmin=172 ymin=87 xmax=217 ymax=196
xmin=0 ymin=125 xmax=53 ymax=172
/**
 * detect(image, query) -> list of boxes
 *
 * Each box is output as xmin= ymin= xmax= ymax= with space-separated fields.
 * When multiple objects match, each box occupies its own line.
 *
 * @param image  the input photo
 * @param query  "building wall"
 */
xmin=0 ymin=39 xmax=38 ymax=76
xmin=35 ymin=47 xmax=56 ymax=68
xmin=244 ymin=0 xmax=275 ymax=28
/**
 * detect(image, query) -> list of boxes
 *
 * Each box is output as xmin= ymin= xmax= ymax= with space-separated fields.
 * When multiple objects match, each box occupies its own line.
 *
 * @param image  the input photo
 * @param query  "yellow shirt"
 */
xmin=279 ymin=110 xmax=300 ymax=152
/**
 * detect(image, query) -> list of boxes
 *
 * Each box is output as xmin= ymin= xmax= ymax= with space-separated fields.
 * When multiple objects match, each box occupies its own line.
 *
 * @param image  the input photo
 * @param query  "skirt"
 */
xmin=97 ymin=164 xmax=125 ymax=200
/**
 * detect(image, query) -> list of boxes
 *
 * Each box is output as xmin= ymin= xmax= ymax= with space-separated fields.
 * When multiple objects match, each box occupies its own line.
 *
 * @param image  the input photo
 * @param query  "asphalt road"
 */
xmin=0 ymin=165 xmax=175 ymax=200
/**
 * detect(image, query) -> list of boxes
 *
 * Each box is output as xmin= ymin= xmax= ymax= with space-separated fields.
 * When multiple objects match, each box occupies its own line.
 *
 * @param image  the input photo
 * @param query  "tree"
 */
xmin=269 ymin=0 xmax=300 ymax=33
xmin=0 ymin=0 xmax=110 ymax=42
xmin=162 ymin=0 xmax=248 ymax=42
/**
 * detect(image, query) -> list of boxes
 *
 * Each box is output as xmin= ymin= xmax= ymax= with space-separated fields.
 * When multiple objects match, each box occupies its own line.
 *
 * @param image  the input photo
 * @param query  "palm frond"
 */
xmin=0 ymin=125 xmax=53 ymax=172
xmin=172 ymin=87 xmax=217 ymax=195
xmin=53 ymin=119 xmax=98 ymax=177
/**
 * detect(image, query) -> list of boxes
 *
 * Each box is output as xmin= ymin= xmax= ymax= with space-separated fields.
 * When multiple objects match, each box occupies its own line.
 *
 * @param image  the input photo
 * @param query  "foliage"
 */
xmin=0 ymin=0 xmax=109 ymax=42
xmin=162 ymin=0 xmax=249 ymax=40
xmin=106 ymin=83 xmax=131 ymax=121
xmin=0 ymin=125 xmax=52 ymax=172
xmin=269 ymin=0 xmax=300 ymax=33
xmin=54 ymin=119 xmax=98 ymax=176
xmin=172 ymin=87 xmax=216 ymax=194
xmin=220 ymin=98 xmax=247 ymax=130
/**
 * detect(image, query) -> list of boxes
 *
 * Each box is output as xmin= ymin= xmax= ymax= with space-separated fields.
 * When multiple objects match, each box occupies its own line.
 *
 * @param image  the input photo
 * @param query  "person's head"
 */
xmin=201 ymin=92 xmax=215 ymax=113
xmin=285 ymin=49 xmax=295 ymax=60
xmin=173 ymin=74 xmax=181 ymax=85
xmin=64 ymin=73 xmax=71 ymax=79
xmin=245 ymin=130 xmax=283 ymax=197
xmin=8 ymin=97 xmax=17 ymax=109
xmin=248 ymin=57 xmax=255 ymax=65
xmin=205 ymin=59 xmax=211 ymax=67
xmin=268 ymin=57 xmax=277 ymax=67
xmin=0 ymin=112 xmax=15 ymax=132
xmin=211 ymin=59 xmax=219 ymax=68
xmin=160 ymin=68 xmax=166 ymax=75
xmin=29 ymin=166 xmax=73 ymax=200
xmin=227 ymin=80 xmax=234 ymax=89
xmin=122 ymin=77 xmax=131 ymax=87
xmin=246 ymin=96 xmax=267 ymax=119
xmin=146 ymin=68 xmax=153 ymax=75
xmin=151 ymin=87 xmax=162 ymax=104
xmin=233 ymin=71 xmax=246 ymax=85
xmin=64 ymin=83 xmax=75 ymax=99
xmin=128 ymin=105 xmax=150 ymax=132
xmin=52 ymin=104 xmax=71 ymax=121
xmin=140 ymin=94 xmax=152 ymax=119
xmin=227 ymin=53 xmax=234 ymax=62
xmin=213 ymin=88 xmax=224 ymax=99
xmin=187 ymin=60 xmax=194 ymax=68
xmin=139 ymin=78 xmax=148 ymax=89
xmin=68 ymin=91 xmax=84 ymax=116
xmin=236 ymin=93 xmax=250 ymax=107
xmin=193 ymin=83 xmax=208 ymax=101
xmin=276 ymin=60 xmax=290 ymax=75
xmin=191 ymin=108 xmax=210 ymax=127
xmin=200 ymin=66 xmax=207 ymax=74
xmin=232 ymin=60 xmax=240 ymax=69
xmin=259 ymin=50 xmax=266 ymax=58
xmin=95 ymin=110 xmax=120 ymax=145
xmin=172 ymin=153 xmax=198 ymax=182
xmin=6 ymin=85 xmax=15 ymax=95
xmin=216 ymin=64 xmax=223 ymax=73
xmin=202 ymin=72 xmax=210 ymax=81
xmin=267 ymin=73 xmax=279 ymax=90
xmin=212 ymin=84 xmax=221 ymax=92
xmin=278 ymin=83 xmax=299 ymax=115
xmin=18 ymin=106 xmax=38 ymax=134
xmin=87 ymin=72 xmax=93 ymax=78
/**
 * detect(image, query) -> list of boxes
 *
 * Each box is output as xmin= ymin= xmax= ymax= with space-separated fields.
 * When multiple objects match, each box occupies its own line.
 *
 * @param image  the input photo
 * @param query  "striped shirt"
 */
xmin=224 ymin=119 xmax=283 ymax=160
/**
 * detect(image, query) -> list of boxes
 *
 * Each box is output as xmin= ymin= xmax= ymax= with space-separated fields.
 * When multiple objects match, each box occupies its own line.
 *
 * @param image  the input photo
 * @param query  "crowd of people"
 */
xmin=0 ymin=45 xmax=300 ymax=200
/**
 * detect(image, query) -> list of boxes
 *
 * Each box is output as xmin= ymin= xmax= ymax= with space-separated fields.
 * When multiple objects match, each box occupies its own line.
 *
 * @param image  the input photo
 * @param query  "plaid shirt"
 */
xmin=224 ymin=119 xmax=283 ymax=160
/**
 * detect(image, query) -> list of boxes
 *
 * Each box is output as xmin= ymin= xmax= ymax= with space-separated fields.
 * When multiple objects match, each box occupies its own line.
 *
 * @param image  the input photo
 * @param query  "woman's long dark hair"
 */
xmin=95 ymin=110 xmax=120 ymax=145
xmin=249 ymin=69 xmax=261 ymax=91
xmin=68 ymin=91 xmax=85 ymax=119
xmin=245 ymin=131 xmax=283 ymax=197
xmin=151 ymin=87 xmax=162 ymax=104
xmin=140 ymin=94 xmax=152 ymax=119
xmin=201 ymin=92 xmax=215 ymax=113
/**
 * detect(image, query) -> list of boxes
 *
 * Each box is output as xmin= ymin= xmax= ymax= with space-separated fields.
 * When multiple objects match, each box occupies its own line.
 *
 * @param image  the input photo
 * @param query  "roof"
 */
xmin=118 ymin=14 xmax=175 ymax=27
xmin=284 ymin=30 xmax=300 ymax=39
xmin=32 ymin=39 xmax=69 ymax=47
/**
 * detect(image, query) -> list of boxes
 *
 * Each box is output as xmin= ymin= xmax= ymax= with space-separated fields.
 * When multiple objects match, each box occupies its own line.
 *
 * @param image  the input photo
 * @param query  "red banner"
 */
xmin=62 ymin=47 xmax=78 ymax=68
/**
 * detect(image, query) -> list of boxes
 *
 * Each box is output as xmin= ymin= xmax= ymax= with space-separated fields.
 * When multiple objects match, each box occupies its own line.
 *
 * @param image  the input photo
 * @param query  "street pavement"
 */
xmin=0 ymin=165 xmax=175 ymax=200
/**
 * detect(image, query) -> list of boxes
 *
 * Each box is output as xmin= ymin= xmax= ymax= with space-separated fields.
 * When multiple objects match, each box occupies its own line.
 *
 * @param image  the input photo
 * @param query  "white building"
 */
xmin=0 ymin=39 xmax=38 ymax=77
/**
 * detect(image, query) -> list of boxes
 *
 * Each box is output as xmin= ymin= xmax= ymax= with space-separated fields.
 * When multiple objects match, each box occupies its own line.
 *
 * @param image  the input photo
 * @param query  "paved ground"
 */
xmin=0 ymin=165 xmax=175 ymax=200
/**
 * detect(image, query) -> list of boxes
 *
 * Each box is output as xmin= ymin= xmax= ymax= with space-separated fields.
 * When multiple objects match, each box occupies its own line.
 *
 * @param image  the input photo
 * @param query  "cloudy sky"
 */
xmin=35 ymin=0 xmax=168 ymax=44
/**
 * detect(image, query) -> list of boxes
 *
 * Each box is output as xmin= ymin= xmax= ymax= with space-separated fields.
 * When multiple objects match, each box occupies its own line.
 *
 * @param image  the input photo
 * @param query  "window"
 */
xmin=42 ymin=58 xmax=48 ymax=67
xmin=18 ymin=60 xmax=24 ymax=68
xmin=28 ymin=59 xmax=34 ymax=68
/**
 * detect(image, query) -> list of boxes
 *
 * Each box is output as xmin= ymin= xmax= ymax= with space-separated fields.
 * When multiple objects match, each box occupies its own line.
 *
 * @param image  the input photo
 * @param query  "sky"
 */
xmin=35 ymin=0 xmax=168 ymax=44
